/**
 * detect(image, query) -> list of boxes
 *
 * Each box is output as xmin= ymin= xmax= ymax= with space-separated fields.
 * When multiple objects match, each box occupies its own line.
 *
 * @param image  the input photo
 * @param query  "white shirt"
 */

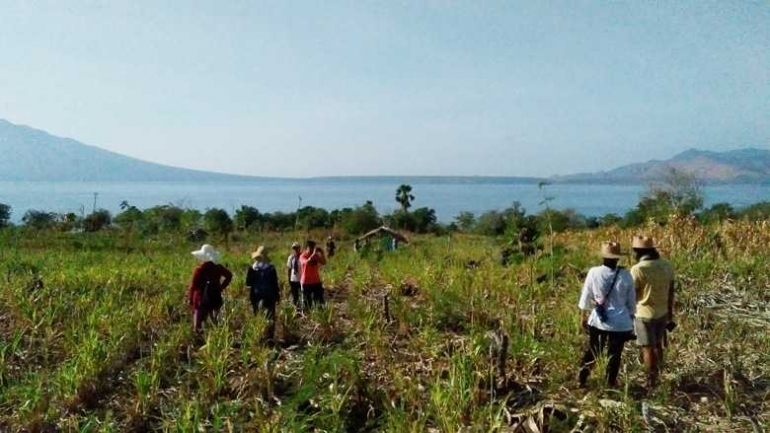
xmin=578 ymin=265 xmax=636 ymax=332
xmin=286 ymin=254 xmax=301 ymax=283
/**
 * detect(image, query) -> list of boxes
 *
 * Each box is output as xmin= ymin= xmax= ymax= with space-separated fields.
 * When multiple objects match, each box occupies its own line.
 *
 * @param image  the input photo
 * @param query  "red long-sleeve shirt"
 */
xmin=188 ymin=261 xmax=233 ymax=310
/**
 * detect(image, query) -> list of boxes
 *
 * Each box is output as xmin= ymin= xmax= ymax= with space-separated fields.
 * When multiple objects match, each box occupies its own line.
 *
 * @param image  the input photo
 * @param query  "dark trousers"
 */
xmin=251 ymin=295 xmax=276 ymax=320
xmin=193 ymin=307 xmax=219 ymax=332
xmin=579 ymin=326 xmax=629 ymax=387
xmin=289 ymin=281 xmax=302 ymax=309
xmin=251 ymin=294 xmax=277 ymax=339
xmin=302 ymin=283 xmax=324 ymax=310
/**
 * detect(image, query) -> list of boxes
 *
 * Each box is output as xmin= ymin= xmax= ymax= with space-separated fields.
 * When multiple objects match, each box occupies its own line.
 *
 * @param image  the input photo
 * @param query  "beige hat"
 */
xmin=600 ymin=241 xmax=624 ymax=259
xmin=632 ymin=236 xmax=656 ymax=250
xmin=192 ymin=244 xmax=221 ymax=263
xmin=251 ymin=245 xmax=268 ymax=261
xmin=291 ymin=242 xmax=301 ymax=250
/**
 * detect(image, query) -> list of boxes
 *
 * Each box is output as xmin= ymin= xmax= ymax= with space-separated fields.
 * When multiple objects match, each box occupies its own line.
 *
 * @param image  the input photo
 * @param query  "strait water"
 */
xmin=0 ymin=180 xmax=768 ymax=222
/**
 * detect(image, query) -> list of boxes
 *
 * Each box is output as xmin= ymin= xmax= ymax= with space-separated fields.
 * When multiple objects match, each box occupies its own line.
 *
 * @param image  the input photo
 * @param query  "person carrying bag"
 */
xmin=577 ymin=241 xmax=637 ymax=388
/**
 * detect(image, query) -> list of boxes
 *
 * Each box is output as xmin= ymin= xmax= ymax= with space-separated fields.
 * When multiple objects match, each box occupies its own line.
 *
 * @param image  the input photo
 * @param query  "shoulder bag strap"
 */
xmin=601 ymin=269 xmax=621 ymax=301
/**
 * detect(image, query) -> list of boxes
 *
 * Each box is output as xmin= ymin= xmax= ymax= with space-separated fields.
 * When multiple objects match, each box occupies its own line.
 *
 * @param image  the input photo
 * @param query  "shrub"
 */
xmin=82 ymin=209 xmax=112 ymax=232
xmin=537 ymin=208 xmax=587 ymax=233
xmin=386 ymin=208 xmax=438 ymax=233
xmin=234 ymin=205 xmax=261 ymax=231
xmin=411 ymin=207 xmax=438 ymax=233
xmin=0 ymin=203 xmax=11 ymax=228
xmin=699 ymin=203 xmax=736 ymax=224
xmin=203 ymin=208 xmax=234 ymax=239
xmin=474 ymin=211 xmax=506 ymax=236
xmin=340 ymin=201 xmax=381 ymax=235
xmin=180 ymin=209 xmax=203 ymax=232
xmin=297 ymin=206 xmax=331 ymax=230
xmin=114 ymin=206 xmax=143 ymax=229
xmin=738 ymin=201 xmax=770 ymax=221
xmin=385 ymin=210 xmax=412 ymax=231
xmin=627 ymin=168 xmax=704 ymax=225
xmin=261 ymin=211 xmax=295 ymax=231
xmin=142 ymin=205 xmax=185 ymax=233
xmin=22 ymin=210 xmax=57 ymax=230
xmin=453 ymin=212 xmax=475 ymax=233
xmin=597 ymin=213 xmax=623 ymax=227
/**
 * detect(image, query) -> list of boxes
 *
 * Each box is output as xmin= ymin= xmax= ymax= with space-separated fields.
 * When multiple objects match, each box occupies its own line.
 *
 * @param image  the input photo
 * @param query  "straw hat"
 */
xmin=632 ymin=236 xmax=657 ymax=250
xmin=600 ymin=241 xmax=624 ymax=259
xmin=252 ymin=245 xmax=268 ymax=261
xmin=192 ymin=244 xmax=221 ymax=263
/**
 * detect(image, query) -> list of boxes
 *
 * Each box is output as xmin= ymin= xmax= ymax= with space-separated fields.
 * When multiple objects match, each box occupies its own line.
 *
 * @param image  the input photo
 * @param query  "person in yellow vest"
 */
xmin=631 ymin=236 xmax=675 ymax=390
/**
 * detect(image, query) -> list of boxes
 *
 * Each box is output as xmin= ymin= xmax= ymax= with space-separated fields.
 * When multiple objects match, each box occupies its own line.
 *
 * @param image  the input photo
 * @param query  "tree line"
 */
xmin=1 ymin=173 xmax=769 ymax=237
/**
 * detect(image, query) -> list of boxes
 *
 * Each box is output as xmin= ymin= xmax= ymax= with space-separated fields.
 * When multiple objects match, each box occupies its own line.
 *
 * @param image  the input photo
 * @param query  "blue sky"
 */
xmin=0 ymin=1 xmax=767 ymax=177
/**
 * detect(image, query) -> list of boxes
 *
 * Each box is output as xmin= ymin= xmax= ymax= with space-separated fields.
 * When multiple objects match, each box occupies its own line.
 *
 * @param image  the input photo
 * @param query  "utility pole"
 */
xmin=294 ymin=196 xmax=302 ymax=231
xmin=92 ymin=192 xmax=99 ymax=214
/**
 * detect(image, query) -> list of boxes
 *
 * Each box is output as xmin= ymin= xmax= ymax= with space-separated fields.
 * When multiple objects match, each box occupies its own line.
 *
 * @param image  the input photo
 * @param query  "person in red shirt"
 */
xmin=189 ymin=244 xmax=233 ymax=332
xmin=300 ymin=240 xmax=326 ymax=310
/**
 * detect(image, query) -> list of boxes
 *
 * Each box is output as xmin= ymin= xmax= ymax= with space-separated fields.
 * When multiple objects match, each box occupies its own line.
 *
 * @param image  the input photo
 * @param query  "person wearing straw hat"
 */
xmin=577 ymin=241 xmax=636 ymax=388
xmin=246 ymin=246 xmax=280 ymax=339
xmin=286 ymin=242 xmax=303 ymax=309
xmin=189 ymin=244 xmax=233 ymax=333
xmin=631 ymin=235 xmax=675 ymax=390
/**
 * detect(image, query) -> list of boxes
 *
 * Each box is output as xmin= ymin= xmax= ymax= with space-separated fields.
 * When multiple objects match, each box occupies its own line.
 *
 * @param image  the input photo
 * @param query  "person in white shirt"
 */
xmin=578 ymin=241 xmax=636 ymax=388
xmin=286 ymin=242 xmax=302 ymax=309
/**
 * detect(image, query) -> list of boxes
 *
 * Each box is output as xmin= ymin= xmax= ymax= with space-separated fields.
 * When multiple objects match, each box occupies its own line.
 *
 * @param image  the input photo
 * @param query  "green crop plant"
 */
xmin=0 ymin=221 xmax=767 ymax=430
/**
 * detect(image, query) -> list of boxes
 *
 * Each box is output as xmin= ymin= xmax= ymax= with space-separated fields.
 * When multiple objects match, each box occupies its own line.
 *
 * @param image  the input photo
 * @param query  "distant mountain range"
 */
xmin=0 ymin=119 xmax=256 ymax=182
xmin=555 ymin=148 xmax=770 ymax=184
xmin=1 ymin=119 xmax=768 ymax=183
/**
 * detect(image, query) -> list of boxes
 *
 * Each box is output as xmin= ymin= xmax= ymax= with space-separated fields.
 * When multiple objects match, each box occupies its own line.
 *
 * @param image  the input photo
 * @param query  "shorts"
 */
xmin=634 ymin=317 xmax=667 ymax=347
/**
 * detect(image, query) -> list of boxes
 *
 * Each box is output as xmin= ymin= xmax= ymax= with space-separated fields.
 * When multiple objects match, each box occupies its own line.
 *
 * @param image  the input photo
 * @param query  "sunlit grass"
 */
xmin=0 ymin=221 xmax=768 ymax=430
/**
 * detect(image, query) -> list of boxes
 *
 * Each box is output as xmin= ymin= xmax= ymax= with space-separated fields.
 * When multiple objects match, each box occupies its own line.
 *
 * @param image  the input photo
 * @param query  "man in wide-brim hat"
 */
xmin=577 ymin=241 xmax=636 ymax=388
xmin=630 ymin=236 xmax=676 ymax=390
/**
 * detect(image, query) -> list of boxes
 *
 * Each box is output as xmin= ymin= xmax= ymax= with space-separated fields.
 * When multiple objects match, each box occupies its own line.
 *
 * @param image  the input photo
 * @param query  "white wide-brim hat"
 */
xmin=192 ymin=244 xmax=221 ymax=263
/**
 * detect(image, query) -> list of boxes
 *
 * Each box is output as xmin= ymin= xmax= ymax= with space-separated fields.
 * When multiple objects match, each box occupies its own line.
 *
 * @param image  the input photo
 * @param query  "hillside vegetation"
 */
xmin=0 ymin=216 xmax=768 ymax=431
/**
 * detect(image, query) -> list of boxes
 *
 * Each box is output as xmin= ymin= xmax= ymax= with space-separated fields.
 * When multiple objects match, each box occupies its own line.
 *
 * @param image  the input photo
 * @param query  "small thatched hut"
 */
xmin=354 ymin=226 xmax=409 ymax=252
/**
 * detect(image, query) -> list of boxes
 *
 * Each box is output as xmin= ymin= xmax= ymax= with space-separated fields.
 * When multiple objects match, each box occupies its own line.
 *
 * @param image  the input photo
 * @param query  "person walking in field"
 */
xmin=326 ymin=236 xmax=337 ymax=258
xmin=286 ymin=242 xmax=303 ymax=309
xmin=246 ymin=246 xmax=280 ymax=340
xmin=189 ymin=244 xmax=233 ymax=333
xmin=578 ymin=241 xmax=636 ymax=388
xmin=300 ymin=240 xmax=326 ymax=310
xmin=631 ymin=236 xmax=675 ymax=391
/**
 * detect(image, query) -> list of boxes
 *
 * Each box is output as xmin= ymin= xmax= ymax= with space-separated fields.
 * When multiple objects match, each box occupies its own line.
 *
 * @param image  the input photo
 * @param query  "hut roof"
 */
xmin=356 ymin=226 xmax=409 ymax=243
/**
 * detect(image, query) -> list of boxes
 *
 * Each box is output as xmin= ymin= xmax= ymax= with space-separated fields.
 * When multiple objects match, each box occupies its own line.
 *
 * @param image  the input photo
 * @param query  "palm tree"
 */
xmin=395 ymin=184 xmax=415 ymax=213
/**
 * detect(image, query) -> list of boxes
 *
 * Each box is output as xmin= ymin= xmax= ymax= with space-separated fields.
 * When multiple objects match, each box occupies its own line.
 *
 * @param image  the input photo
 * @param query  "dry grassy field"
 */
xmin=1 ymin=218 xmax=768 ymax=431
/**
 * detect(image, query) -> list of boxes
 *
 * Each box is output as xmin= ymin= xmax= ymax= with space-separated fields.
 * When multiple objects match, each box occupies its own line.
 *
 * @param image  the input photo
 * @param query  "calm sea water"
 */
xmin=0 ymin=180 xmax=768 ymax=223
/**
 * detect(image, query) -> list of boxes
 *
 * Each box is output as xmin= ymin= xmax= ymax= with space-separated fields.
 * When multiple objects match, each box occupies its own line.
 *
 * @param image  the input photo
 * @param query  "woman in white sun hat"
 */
xmin=188 ymin=244 xmax=233 ymax=332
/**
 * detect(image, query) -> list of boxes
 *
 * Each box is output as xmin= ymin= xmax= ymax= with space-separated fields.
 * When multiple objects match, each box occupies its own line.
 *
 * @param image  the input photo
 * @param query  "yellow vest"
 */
xmin=631 ymin=258 xmax=674 ymax=320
